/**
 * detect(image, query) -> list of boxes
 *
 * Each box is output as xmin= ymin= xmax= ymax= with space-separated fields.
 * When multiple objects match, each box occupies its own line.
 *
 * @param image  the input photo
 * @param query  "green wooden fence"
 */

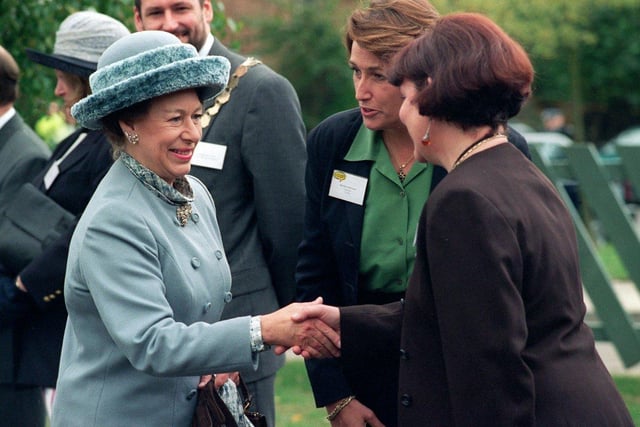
xmin=530 ymin=142 xmax=640 ymax=367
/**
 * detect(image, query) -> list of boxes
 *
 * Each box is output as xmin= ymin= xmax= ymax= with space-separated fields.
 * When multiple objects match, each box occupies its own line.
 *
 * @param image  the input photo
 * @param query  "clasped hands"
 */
xmin=260 ymin=297 xmax=341 ymax=359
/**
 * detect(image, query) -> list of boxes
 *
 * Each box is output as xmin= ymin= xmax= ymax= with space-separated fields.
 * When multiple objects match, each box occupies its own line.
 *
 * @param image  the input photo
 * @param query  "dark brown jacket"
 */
xmin=342 ymin=144 xmax=632 ymax=426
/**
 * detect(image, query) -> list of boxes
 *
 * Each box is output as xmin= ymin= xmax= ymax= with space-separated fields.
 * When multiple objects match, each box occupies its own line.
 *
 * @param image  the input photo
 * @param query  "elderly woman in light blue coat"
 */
xmin=51 ymin=31 xmax=339 ymax=427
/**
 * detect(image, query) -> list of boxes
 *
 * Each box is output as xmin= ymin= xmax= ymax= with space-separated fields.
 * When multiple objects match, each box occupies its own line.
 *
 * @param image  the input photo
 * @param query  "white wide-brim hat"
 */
xmin=71 ymin=31 xmax=230 ymax=130
xmin=26 ymin=11 xmax=130 ymax=77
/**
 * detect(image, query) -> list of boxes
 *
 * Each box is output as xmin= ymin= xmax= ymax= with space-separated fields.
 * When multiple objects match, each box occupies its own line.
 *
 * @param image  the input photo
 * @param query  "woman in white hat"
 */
xmin=51 ymin=31 xmax=339 ymax=427
xmin=0 ymin=11 xmax=128 ymax=426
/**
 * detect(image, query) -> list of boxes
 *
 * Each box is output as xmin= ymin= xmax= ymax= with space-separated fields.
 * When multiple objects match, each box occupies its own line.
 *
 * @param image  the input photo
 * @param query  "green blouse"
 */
xmin=345 ymin=125 xmax=433 ymax=294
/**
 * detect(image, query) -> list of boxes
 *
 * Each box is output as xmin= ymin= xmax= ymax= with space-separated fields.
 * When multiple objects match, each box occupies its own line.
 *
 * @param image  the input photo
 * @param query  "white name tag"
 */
xmin=328 ymin=170 xmax=368 ymax=205
xmin=191 ymin=142 xmax=227 ymax=170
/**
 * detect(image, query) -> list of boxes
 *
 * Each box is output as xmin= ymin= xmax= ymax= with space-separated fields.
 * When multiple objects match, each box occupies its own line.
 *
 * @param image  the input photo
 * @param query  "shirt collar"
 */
xmin=198 ymin=33 xmax=215 ymax=57
xmin=344 ymin=123 xmax=382 ymax=162
xmin=0 ymin=107 xmax=16 ymax=130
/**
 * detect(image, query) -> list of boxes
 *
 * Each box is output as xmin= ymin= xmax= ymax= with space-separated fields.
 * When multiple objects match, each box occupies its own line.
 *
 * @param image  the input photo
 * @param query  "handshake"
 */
xmin=259 ymin=297 xmax=341 ymax=359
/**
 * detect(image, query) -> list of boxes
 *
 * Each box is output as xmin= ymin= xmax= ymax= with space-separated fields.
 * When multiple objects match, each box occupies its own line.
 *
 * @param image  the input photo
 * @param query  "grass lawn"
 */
xmin=275 ymin=358 xmax=326 ymax=426
xmin=275 ymin=359 xmax=640 ymax=426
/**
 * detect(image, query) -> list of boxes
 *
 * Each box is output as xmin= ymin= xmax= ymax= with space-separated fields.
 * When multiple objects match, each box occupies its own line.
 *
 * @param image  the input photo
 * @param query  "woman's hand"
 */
xmin=327 ymin=398 xmax=385 ymax=427
xmin=261 ymin=297 xmax=341 ymax=359
xmin=213 ymin=372 xmax=240 ymax=388
xmin=197 ymin=374 xmax=212 ymax=389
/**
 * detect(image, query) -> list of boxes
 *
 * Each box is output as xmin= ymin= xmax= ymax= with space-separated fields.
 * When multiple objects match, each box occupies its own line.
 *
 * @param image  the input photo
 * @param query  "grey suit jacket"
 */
xmin=53 ymin=160 xmax=257 ymax=427
xmin=0 ymin=111 xmax=50 ymax=205
xmin=190 ymin=40 xmax=306 ymax=382
xmin=0 ymin=110 xmax=50 ymax=387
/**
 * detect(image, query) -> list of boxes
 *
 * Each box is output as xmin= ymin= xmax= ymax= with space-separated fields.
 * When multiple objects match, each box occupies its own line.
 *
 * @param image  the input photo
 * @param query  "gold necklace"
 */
xmin=452 ymin=134 xmax=505 ymax=170
xmin=397 ymin=154 xmax=414 ymax=182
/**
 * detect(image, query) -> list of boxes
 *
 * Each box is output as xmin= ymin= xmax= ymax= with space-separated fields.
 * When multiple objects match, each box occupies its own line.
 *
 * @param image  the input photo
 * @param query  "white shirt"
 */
xmin=199 ymin=33 xmax=215 ymax=57
xmin=0 ymin=107 xmax=16 ymax=130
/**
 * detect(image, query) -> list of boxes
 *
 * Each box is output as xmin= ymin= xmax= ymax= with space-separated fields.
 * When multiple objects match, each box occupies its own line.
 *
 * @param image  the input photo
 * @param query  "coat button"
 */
xmin=400 ymin=349 xmax=409 ymax=360
xmin=224 ymin=292 xmax=233 ymax=303
xmin=400 ymin=394 xmax=412 ymax=407
xmin=192 ymin=213 xmax=200 ymax=223
xmin=186 ymin=389 xmax=197 ymax=400
xmin=191 ymin=257 xmax=201 ymax=268
xmin=215 ymin=250 xmax=223 ymax=260
xmin=203 ymin=302 xmax=212 ymax=313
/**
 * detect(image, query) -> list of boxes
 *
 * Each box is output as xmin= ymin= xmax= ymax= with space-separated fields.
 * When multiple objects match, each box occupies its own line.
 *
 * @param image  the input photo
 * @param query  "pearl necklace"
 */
xmin=451 ymin=134 xmax=506 ymax=170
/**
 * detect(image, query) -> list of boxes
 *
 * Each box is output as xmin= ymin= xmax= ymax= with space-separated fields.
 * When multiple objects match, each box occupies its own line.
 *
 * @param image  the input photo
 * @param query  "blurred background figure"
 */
xmin=541 ymin=107 xmax=574 ymax=139
xmin=0 ymin=43 xmax=50 ymax=427
xmin=35 ymin=101 xmax=74 ymax=149
xmin=0 ymin=11 xmax=129 ymax=426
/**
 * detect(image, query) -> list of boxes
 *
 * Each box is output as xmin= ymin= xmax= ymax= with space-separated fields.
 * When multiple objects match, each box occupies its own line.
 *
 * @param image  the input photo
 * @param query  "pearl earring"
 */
xmin=125 ymin=132 xmax=139 ymax=145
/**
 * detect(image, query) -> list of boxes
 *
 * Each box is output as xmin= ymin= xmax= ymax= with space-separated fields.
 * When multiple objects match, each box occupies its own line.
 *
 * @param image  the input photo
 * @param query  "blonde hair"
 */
xmin=345 ymin=0 xmax=439 ymax=63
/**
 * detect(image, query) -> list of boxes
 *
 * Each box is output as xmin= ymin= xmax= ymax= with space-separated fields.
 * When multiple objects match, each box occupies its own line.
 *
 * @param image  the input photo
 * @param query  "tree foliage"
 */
xmin=0 ymin=0 xmax=232 ymax=126
xmin=433 ymin=0 xmax=640 ymax=142
xmin=246 ymin=0 xmax=640 ymax=140
xmin=251 ymin=0 xmax=356 ymax=130
xmin=2 ymin=0 xmax=638 ymax=142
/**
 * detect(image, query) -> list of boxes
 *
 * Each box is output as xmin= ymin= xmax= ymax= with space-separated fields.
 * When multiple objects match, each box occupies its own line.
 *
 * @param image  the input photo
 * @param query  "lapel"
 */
xmin=202 ymin=40 xmax=251 ymax=141
xmin=33 ymin=128 xmax=99 ymax=191
xmin=55 ymin=129 xmax=99 ymax=174
xmin=208 ymin=39 xmax=244 ymax=70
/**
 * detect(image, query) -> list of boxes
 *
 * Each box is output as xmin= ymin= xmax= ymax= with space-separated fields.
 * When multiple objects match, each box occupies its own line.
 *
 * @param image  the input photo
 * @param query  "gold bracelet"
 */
xmin=326 ymin=395 xmax=356 ymax=421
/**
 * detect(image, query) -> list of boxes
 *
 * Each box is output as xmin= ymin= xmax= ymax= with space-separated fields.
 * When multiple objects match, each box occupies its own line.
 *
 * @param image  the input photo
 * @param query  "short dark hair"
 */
xmin=390 ymin=13 xmax=534 ymax=130
xmin=0 ymin=45 xmax=20 ymax=105
xmin=102 ymin=99 xmax=152 ymax=157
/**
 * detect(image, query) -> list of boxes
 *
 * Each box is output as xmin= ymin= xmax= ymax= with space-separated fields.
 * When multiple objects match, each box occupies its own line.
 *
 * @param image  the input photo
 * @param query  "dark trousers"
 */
xmin=0 ymin=384 xmax=46 ymax=427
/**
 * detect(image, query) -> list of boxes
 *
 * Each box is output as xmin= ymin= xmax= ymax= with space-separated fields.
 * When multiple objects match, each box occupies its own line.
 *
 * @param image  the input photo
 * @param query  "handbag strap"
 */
xmin=238 ymin=376 xmax=253 ymax=411
xmin=201 ymin=57 xmax=262 ymax=128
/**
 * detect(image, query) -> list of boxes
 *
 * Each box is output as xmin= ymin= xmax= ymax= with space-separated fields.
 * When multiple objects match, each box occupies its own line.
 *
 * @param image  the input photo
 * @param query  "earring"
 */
xmin=125 ymin=131 xmax=139 ymax=145
xmin=421 ymin=119 xmax=431 ymax=146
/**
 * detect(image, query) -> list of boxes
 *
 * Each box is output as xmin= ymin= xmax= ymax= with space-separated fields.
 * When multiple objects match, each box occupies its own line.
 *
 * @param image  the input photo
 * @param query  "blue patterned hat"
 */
xmin=71 ymin=31 xmax=230 ymax=130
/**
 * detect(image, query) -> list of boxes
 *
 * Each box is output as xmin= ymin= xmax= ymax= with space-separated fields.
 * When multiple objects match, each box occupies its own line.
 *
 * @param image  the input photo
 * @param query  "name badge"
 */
xmin=191 ymin=142 xmax=227 ymax=170
xmin=328 ymin=170 xmax=368 ymax=205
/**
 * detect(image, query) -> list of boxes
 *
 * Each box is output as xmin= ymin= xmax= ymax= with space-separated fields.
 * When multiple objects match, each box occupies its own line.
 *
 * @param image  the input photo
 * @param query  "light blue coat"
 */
xmin=52 ymin=160 xmax=257 ymax=427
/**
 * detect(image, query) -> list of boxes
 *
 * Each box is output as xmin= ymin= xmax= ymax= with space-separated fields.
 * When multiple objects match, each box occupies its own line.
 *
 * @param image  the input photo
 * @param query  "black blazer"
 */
xmin=295 ymin=108 xmax=530 ymax=422
xmin=0 ymin=128 xmax=112 ymax=388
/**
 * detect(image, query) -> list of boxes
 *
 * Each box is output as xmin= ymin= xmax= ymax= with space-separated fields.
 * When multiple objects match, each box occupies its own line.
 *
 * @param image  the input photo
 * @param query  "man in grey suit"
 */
xmin=0 ymin=45 xmax=50 ymax=427
xmin=0 ymin=46 xmax=50 ymax=205
xmin=134 ymin=1 xmax=306 ymax=425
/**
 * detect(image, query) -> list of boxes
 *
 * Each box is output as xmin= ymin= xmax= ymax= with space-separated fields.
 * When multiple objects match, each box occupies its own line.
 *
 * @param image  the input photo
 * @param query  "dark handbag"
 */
xmin=192 ymin=380 xmax=238 ymax=427
xmin=192 ymin=376 xmax=267 ymax=427
xmin=0 ymin=182 xmax=75 ymax=274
